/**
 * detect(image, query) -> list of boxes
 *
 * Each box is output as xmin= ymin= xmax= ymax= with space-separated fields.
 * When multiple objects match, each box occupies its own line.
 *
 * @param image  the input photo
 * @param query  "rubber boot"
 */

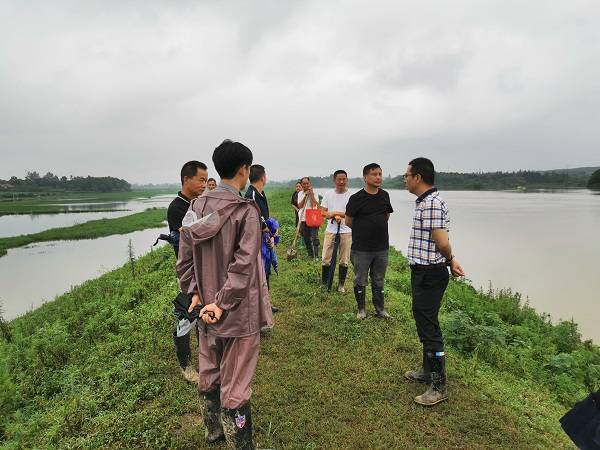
xmin=321 ymin=265 xmax=330 ymax=285
xmin=372 ymin=286 xmax=394 ymax=320
xmin=200 ymin=387 xmax=225 ymax=443
xmin=414 ymin=351 xmax=448 ymax=406
xmin=354 ymin=286 xmax=366 ymax=319
xmin=221 ymin=402 xmax=254 ymax=450
xmin=338 ymin=265 xmax=348 ymax=293
xmin=174 ymin=331 xmax=199 ymax=383
xmin=313 ymin=243 xmax=320 ymax=261
xmin=404 ymin=348 xmax=431 ymax=383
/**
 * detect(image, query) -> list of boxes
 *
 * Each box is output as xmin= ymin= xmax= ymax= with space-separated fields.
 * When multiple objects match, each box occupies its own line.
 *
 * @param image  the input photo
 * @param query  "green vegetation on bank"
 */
xmin=0 ymin=189 xmax=175 ymax=215
xmin=273 ymin=166 xmax=600 ymax=191
xmin=0 ymin=189 xmax=597 ymax=448
xmin=0 ymin=208 xmax=167 ymax=258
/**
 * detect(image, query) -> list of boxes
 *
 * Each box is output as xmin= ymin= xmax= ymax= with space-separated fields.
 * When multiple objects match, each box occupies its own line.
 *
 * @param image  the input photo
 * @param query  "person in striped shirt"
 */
xmin=403 ymin=157 xmax=464 ymax=406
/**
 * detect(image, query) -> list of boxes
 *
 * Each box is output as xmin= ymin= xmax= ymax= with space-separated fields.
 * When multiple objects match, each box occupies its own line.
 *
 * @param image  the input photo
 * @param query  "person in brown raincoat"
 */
xmin=177 ymin=139 xmax=273 ymax=449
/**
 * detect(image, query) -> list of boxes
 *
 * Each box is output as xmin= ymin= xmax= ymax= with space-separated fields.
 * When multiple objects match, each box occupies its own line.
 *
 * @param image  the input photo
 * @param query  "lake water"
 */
xmin=0 ymin=195 xmax=173 ymax=237
xmin=0 ymin=228 xmax=168 ymax=320
xmin=316 ymin=188 xmax=600 ymax=343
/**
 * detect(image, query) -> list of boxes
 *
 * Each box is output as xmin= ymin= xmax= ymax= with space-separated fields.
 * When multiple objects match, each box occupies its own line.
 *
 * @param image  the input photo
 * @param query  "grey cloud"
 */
xmin=1 ymin=0 xmax=599 ymax=183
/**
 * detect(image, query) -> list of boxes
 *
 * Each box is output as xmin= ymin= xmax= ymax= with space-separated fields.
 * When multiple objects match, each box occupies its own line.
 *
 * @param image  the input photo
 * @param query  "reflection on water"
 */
xmin=0 ymin=228 xmax=169 ymax=320
xmin=317 ymin=188 xmax=600 ymax=342
xmin=0 ymin=195 xmax=173 ymax=237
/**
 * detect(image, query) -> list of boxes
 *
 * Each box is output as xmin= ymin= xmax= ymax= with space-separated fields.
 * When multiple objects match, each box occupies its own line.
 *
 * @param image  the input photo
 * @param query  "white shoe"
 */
xmin=337 ymin=285 xmax=346 ymax=293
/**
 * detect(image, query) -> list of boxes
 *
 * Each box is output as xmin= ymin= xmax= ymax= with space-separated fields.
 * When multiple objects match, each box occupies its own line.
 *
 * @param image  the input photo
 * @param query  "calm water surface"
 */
xmin=0 ymin=228 xmax=168 ymax=320
xmin=0 ymin=195 xmax=173 ymax=237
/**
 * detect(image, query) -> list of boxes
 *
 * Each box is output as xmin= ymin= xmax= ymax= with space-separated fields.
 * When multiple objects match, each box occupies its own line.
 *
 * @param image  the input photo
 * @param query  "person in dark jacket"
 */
xmin=167 ymin=160 xmax=208 ymax=383
xmin=244 ymin=165 xmax=280 ymax=315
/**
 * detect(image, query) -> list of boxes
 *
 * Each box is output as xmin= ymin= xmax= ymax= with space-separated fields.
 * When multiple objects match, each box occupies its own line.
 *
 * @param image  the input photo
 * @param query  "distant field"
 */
xmin=0 ymin=189 xmax=176 ymax=215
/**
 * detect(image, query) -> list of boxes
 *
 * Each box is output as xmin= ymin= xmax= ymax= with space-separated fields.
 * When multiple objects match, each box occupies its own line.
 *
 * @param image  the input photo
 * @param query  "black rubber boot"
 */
xmin=354 ymin=286 xmax=366 ymax=319
xmin=200 ymin=387 xmax=225 ymax=443
xmin=338 ymin=265 xmax=348 ymax=291
xmin=221 ymin=402 xmax=254 ymax=450
xmin=414 ymin=351 xmax=448 ymax=406
xmin=321 ymin=265 xmax=330 ymax=285
xmin=173 ymin=331 xmax=191 ymax=369
xmin=372 ymin=286 xmax=393 ymax=320
xmin=404 ymin=348 xmax=431 ymax=383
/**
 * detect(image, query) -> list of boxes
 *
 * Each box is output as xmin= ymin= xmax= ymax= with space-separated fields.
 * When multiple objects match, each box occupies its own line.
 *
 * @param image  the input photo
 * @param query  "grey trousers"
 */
xmin=351 ymin=249 xmax=388 ymax=289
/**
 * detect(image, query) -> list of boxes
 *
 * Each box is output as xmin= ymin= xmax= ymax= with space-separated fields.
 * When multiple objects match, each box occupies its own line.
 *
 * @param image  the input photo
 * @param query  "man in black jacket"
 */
xmin=167 ymin=160 xmax=208 ymax=383
xmin=245 ymin=164 xmax=279 ymax=315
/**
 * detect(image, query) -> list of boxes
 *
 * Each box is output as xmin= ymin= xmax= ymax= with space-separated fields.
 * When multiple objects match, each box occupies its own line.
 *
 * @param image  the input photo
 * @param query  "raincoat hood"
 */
xmin=182 ymin=191 xmax=249 ymax=243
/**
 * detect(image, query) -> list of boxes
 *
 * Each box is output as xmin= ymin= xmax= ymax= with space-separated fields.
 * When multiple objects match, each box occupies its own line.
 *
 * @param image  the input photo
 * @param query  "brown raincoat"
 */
xmin=176 ymin=186 xmax=273 ymax=408
xmin=176 ymin=188 xmax=274 ymax=337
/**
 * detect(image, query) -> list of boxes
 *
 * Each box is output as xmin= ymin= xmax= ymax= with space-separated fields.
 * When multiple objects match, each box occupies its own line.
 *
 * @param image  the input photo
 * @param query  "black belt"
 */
xmin=410 ymin=263 xmax=447 ymax=271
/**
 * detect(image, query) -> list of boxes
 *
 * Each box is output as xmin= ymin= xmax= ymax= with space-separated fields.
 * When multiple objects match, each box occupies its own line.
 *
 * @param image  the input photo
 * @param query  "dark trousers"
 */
xmin=351 ymin=250 xmax=388 ymax=290
xmin=300 ymin=222 xmax=320 ymax=257
xmin=410 ymin=265 xmax=449 ymax=353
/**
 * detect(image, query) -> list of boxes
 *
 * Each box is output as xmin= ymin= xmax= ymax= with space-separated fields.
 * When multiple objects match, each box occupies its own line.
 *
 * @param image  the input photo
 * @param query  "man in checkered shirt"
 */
xmin=403 ymin=157 xmax=465 ymax=407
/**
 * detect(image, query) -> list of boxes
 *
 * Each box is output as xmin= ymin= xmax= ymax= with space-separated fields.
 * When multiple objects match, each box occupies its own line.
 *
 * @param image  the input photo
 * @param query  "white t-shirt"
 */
xmin=297 ymin=190 xmax=318 ymax=221
xmin=321 ymin=189 xmax=353 ymax=234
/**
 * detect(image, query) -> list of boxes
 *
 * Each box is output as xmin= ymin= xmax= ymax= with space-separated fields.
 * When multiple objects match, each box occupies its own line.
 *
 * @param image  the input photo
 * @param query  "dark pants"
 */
xmin=410 ymin=265 xmax=449 ymax=353
xmin=300 ymin=222 xmax=320 ymax=257
xmin=351 ymin=250 xmax=388 ymax=290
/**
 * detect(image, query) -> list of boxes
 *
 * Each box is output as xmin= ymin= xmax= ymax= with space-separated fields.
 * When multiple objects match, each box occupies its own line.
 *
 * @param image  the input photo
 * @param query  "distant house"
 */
xmin=0 ymin=181 xmax=14 ymax=190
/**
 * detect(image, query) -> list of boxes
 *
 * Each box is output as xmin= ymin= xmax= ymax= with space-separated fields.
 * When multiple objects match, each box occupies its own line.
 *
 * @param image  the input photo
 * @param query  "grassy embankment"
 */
xmin=1 ymin=189 xmax=598 ymax=448
xmin=0 ymin=189 xmax=175 ymax=215
xmin=0 ymin=208 xmax=167 ymax=258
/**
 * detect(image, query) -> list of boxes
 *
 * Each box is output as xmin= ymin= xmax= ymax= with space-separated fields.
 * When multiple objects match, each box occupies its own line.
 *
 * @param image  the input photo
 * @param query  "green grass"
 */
xmin=0 ymin=189 xmax=596 ymax=448
xmin=0 ymin=208 xmax=167 ymax=258
xmin=0 ymin=189 xmax=175 ymax=215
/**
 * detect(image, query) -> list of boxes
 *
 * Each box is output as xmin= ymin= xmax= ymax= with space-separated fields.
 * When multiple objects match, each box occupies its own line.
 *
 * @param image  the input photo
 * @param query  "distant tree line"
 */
xmin=273 ymin=169 xmax=598 ymax=191
xmin=0 ymin=171 xmax=131 ymax=193
xmin=387 ymin=170 xmax=591 ymax=190
xmin=588 ymin=169 xmax=600 ymax=190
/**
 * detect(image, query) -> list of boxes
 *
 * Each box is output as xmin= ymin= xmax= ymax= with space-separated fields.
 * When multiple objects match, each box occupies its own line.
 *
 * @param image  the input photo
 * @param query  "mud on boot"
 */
xmin=338 ymin=265 xmax=348 ymax=293
xmin=354 ymin=285 xmax=367 ymax=319
xmin=404 ymin=349 xmax=431 ymax=383
xmin=372 ymin=286 xmax=394 ymax=320
xmin=200 ymin=387 xmax=225 ymax=443
xmin=221 ymin=402 xmax=254 ymax=450
xmin=414 ymin=351 xmax=448 ymax=406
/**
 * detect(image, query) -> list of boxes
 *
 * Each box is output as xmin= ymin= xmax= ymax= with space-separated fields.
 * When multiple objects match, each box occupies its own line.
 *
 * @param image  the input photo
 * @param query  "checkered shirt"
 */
xmin=407 ymin=188 xmax=450 ymax=265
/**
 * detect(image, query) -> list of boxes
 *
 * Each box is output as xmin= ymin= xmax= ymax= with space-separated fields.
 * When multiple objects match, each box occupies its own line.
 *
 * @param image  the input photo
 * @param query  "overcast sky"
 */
xmin=1 ymin=1 xmax=599 ymax=183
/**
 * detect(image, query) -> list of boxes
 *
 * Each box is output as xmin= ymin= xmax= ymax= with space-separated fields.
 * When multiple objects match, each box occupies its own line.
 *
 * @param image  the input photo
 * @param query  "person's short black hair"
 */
xmin=180 ymin=160 xmax=207 ymax=184
xmin=249 ymin=164 xmax=266 ymax=183
xmin=212 ymin=139 xmax=253 ymax=179
xmin=333 ymin=170 xmax=347 ymax=179
xmin=301 ymin=177 xmax=310 ymax=183
xmin=362 ymin=163 xmax=381 ymax=176
xmin=408 ymin=157 xmax=435 ymax=185
xmin=207 ymin=178 xmax=216 ymax=183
